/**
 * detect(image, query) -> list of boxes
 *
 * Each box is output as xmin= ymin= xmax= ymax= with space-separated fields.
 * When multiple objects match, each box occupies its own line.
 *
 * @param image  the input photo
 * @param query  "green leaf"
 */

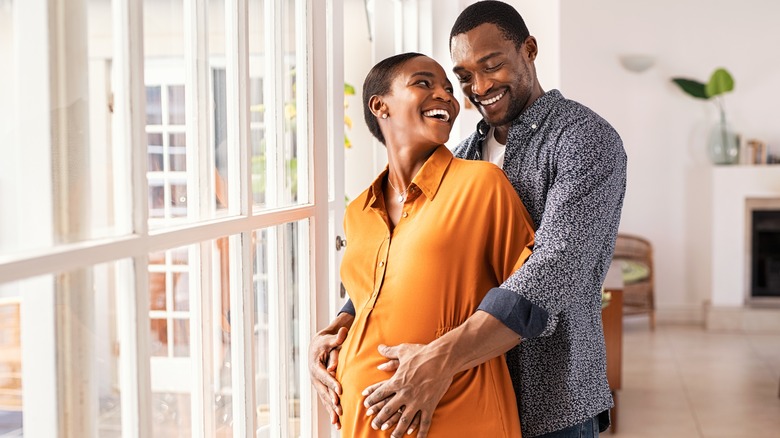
xmin=705 ymin=68 xmax=734 ymax=98
xmin=344 ymin=83 xmax=356 ymax=95
xmin=672 ymin=78 xmax=708 ymax=99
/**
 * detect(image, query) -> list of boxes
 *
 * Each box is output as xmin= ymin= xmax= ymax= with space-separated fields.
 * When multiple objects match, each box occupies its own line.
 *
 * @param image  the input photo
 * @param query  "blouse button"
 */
xmin=402 ymin=212 xmax=409 ymax=218
xmin=379 ymin=260 xmax=385 ymax=267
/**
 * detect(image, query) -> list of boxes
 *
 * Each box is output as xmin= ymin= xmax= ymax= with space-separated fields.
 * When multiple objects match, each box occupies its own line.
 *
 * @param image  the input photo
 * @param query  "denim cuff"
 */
xmin=477 ymin=287 xmax=549 ymax=338
xmin=339 ymin=299 xmax=356 ymax=316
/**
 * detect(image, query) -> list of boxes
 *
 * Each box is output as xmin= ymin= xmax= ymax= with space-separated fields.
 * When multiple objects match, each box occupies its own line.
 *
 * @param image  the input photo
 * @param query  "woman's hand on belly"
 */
xmin=361 ymin=343 xmax=453 ymax=438
xmin=309 ymin=326 xmax=349 ymax=429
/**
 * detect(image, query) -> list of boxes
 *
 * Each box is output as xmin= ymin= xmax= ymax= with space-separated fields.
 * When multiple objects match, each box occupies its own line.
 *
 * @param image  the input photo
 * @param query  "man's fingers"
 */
xmin=381 ymin=409 xmax=403 ymax=433
xmin=405 ymin=411 xmax=421 ymax=436
xmin=377 ymin=343 xmax=401 ymax=360
xmin=415 ymin=411 xmax=434 ymax=438
xmin=377 ymin=358 xmax=400 ymax=371
xmin=389 ymin=407 xmax=414 ymax=438
xmin=370 ymin=397 xmax=403 ymax=430
xmin=364 ymin=396 xmax=388 ymax=417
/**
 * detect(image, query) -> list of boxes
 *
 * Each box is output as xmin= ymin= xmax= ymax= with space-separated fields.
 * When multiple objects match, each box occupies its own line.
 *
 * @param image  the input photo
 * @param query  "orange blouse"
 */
xmin=337 ymin=145 xmax=534 ymax=437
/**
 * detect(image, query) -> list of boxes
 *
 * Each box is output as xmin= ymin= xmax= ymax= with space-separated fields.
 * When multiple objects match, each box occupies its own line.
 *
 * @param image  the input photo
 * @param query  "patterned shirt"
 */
xmin=456 ymin=89 xmax=627 ymax=437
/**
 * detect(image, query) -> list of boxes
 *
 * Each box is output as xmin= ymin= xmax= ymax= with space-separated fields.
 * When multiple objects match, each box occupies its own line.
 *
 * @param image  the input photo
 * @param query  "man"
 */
xmin=309 ymin=1 xmax=627 ymax=437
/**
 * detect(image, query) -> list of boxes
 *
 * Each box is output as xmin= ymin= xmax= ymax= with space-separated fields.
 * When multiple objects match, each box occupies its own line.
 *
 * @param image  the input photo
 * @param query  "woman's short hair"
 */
xmin=362 ymin=52 xmax=425 ymax=145
xmin=449 ymin=0 xmax=529 ymax=50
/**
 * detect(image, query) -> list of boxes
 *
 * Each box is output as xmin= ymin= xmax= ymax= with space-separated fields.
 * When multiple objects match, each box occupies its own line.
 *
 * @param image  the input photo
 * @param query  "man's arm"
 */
xmin=309 ymin=309 xmax=354 ymax=429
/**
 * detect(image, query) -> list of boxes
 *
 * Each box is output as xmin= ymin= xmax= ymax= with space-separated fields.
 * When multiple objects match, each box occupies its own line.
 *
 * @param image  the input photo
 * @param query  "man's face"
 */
xmin=451 ymin=23 xmax=536 ymax=129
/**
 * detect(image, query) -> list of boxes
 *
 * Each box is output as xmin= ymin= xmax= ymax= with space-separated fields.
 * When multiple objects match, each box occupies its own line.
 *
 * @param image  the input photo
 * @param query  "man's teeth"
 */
xmin=479 ymin=92 xmax=504 ymax=106
xmin=423 ymin=109 xmax=450 ymax=122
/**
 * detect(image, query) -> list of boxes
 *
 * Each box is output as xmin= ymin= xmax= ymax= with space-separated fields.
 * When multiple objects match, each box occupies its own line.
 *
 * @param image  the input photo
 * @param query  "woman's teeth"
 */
xmin=423 ymin=109 xmax=450 ymax=122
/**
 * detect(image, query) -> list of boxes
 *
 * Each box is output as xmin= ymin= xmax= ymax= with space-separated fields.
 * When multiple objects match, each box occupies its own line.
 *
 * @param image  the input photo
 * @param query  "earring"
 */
xmin=381 ymin=113 xmax=388 ymax=119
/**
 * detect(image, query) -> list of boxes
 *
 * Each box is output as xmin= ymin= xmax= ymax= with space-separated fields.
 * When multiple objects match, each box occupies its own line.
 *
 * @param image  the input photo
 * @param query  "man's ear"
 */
xmin=524 ymin=36 xmax=538 ymax=62
xmin=368 ymin=95 xmax=385 ymax=118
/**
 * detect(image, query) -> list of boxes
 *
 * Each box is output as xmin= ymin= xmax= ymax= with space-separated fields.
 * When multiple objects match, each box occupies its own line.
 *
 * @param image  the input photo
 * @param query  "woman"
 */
xmin=336 ymin=53 xmax=534 ymax=437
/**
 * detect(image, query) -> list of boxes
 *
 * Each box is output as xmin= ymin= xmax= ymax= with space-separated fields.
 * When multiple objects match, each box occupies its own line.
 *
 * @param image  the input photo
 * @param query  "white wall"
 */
xmin=560 ymin=0 xmax=780 ymax=321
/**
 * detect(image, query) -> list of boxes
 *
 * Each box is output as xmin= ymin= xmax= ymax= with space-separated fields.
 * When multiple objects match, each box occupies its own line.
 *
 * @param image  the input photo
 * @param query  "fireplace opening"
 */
xmin=751 ymin=210 xmax=780 ymax=299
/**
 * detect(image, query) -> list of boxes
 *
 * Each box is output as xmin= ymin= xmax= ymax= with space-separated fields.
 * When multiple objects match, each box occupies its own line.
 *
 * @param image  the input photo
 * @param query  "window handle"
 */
xmin=335 ymin=235 xmax=347 ymax=251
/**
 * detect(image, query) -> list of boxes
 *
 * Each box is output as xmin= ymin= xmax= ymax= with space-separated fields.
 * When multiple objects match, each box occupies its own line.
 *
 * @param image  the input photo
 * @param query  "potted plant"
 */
xmin=672 ymin=68 xmax=739 ymax=164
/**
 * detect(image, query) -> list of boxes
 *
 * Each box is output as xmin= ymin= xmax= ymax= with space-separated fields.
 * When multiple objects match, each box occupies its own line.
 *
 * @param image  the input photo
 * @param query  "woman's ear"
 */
xmin=369 ymin=95 xmax=385 ymax=118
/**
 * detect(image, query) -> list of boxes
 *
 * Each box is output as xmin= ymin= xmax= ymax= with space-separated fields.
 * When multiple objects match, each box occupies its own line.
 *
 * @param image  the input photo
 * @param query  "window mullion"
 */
xmin=183 ymin=0 xmax=214 ymax=435
xmin=229 ymin=231 xmax=257 ymax=437
xmin=266 ymin=224 xmax=288 ymax=436
xmin=225 ymin=0 xmax=251 ymax=217
xmin=225 ymin=0 xmax=256 ymax=435
xmin=113 ymin=0 xmax=153 ymax=436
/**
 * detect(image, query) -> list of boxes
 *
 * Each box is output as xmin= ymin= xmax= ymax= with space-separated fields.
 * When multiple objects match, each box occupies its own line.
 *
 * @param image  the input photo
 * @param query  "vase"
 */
xmin=707 ymin=113 xmax=740 ymax=165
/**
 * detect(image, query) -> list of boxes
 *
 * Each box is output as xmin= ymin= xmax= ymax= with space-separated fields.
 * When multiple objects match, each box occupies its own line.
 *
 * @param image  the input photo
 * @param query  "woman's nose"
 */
xmin=433 ymin=85 xmax=452 ymax=101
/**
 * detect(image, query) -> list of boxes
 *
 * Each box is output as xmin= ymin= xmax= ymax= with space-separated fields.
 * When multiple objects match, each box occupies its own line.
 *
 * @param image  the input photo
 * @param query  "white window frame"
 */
xmin=0 ymin=0 xmax=344 ymax=437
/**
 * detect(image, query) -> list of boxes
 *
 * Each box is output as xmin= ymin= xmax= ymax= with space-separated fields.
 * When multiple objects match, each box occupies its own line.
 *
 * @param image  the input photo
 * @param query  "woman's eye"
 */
xmin=446 ymin=87 xmax=454 ymax=94
xmin=415 ymin=79 xmax=431 ymax=87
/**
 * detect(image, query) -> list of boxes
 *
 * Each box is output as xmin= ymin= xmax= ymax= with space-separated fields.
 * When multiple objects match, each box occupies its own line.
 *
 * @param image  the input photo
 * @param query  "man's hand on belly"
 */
xmin=362 ymin=343 xmax=453 ymax=438
xmin=362 ymin=311 xmax=521 ymax=437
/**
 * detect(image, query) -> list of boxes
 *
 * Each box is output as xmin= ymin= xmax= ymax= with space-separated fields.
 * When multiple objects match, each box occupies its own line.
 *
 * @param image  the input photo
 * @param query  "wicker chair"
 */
xmin=613 ymin=234 xmax=655 ymax=330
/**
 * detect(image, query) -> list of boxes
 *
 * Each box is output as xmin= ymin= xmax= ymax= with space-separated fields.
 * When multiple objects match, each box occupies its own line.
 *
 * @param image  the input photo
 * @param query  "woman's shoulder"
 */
xmin=449 ymin=157 xmax=510 ymax=187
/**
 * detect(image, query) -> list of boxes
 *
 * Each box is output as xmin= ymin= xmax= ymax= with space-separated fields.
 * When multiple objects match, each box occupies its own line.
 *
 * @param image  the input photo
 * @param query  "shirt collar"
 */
xmin=475 ymin=89 xmax=564 ymax=140
xmin=363 ymin=145 xmax=454 ymax=210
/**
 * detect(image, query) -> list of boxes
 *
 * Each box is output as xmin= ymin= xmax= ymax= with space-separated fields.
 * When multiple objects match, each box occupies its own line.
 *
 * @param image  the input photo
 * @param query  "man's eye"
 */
xmin=485 ymin=63 xmax=502 ymax=72
xmin=457 ymin=76 xmax=470 ymax=83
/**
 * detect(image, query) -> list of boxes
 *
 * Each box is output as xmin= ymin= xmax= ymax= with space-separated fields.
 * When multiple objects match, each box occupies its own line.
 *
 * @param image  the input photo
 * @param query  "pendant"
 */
xmin=397 ymin=195 xmax=405 ymax=204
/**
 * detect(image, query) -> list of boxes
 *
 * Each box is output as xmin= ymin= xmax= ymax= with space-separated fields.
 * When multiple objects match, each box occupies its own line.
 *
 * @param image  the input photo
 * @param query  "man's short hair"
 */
xmin=449 ymin=0 xmax=530 ymax=50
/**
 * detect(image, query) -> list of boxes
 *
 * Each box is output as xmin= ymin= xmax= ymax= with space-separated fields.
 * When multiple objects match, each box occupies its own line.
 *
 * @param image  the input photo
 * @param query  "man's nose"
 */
xmin=471 ymin=74 xmax=492 ymax=97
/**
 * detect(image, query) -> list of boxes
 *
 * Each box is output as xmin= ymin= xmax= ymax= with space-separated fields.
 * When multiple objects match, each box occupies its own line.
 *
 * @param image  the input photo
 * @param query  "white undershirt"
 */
xmin=481 ymin=127 xmax=506 ymax=168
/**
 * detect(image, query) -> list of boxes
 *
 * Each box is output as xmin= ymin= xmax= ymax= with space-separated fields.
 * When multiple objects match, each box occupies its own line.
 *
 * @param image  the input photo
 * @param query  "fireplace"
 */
xmin=751 ymin=209 xmax=780 ymax=299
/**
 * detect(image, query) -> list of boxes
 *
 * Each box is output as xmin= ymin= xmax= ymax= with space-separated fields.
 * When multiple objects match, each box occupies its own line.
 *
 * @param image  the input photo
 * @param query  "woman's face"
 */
xmin=379 ymin=56 xmax=460 ymax=148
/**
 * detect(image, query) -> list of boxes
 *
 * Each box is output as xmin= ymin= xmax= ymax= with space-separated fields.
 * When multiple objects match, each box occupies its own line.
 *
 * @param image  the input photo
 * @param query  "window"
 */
xmin=0 ymin=0 xmax=343 ymax=436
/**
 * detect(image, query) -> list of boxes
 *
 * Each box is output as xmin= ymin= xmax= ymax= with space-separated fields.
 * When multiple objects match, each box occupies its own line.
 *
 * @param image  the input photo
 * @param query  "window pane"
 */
xmin=144 ymin=0 xmax=188 ymax=228
xmin=148 ymin=237 xmax=235 ymax=436
xmin=254 ymin=219 xmax=309 ymax=437
xmin=0 ymin=4 xmax=16 ymax=257
xmin=0 ymin=260 xmax=134 ymax=436
xmin=0 ymin=0 xmax=126 ymax=257
xmin=248 ymin=0 xmax=267 ymax=209
xmin=282 ymin=0 xmax=304 ymax=208
xmin=148 ymin=248 xmax=190 ymax=359
xmin=0 ymin=290 xmax=22 ymax=436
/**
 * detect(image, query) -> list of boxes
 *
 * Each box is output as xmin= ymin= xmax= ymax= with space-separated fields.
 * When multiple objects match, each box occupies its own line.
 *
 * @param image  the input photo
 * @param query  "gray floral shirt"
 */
xmin=456 ymin=89 xmax=627 ymax=437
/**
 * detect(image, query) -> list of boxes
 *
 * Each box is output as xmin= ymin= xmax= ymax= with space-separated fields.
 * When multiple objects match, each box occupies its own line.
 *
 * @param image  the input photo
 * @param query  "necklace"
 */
xmin=387 ymin=176 xmax=409 ymax=204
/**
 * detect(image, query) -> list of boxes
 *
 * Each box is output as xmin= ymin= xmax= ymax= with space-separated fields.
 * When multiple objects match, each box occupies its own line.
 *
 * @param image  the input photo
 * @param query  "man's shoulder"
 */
xmin=453 ymin=130 xmax=481 ymax=159
xmin=552 ymin=93 xmax=619 ymax=136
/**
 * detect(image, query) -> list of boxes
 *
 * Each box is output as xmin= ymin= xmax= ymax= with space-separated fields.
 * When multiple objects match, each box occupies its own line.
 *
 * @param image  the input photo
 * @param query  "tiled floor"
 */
xmin=609 ymin=319 xmax=780 ymax=438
